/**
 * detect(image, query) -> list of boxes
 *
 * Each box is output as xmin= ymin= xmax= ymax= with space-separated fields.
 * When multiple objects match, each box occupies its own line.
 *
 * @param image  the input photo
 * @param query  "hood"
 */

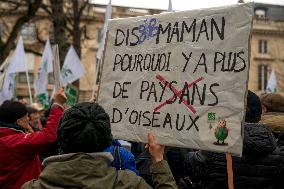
xmin=39 ymin=152 xmax=117 ymax=189
xmin=0 ymin=121 xmax=24 ymax=138
xmin=243 ymin=123 xmax=277 ymax=156
xmin=260 ymin=112 xmax=284 ymax=133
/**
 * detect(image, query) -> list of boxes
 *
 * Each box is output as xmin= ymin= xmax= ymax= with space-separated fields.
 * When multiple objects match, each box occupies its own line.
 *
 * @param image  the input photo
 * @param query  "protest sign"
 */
xmin=98 ymin=3 xmax=253 ymax=156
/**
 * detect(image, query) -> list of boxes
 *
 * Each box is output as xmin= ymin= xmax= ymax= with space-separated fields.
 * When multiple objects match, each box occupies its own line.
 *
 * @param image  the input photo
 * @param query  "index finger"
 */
xmin=148 ymin=132 xmax=156 ymax=146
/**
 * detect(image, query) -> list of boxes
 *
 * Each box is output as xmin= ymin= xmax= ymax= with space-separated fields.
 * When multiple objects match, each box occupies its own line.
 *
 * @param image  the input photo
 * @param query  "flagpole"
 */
xmin=91 ymin=58 xmax=100 ymax=99
xmin=25 ymin=62 xmax=33 ymax=104
xmin=92 ymin=0 xmax=112 ymax=100
xmin=21 ymin=36 xmax=33 ymax=104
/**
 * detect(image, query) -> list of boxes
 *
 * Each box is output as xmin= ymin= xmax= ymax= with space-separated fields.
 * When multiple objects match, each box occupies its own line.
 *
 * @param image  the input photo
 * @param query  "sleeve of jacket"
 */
xmin=150 ymin=160 xmax=178 ymax=189
xmin=121 ymin=148 xmax=139 ymax=175
xmin=15 ymin=107 xmax=64 ymax=156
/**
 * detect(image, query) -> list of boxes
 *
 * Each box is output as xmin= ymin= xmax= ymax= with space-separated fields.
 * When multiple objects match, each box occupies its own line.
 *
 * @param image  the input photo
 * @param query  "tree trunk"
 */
xmin=72 ymin=0 xmax=81 ymax=58
xmin=50 ymin=0 xmax=68 ymax=67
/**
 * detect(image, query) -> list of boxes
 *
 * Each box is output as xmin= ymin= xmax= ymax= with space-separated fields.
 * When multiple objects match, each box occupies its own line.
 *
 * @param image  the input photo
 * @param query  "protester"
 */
xmin=0 ymin=88 xmax=66 ymax=189
xmin=104 ymin=139 xmax=139 ymax=174
xmin=135 ymin=146 xmax=191 ymax=186
xmin=17 ymin=96 xmax=28 ymax=105
xmin=179 ymin=90 xmax=284 ymax=189
xmin=26 ymin=106 xmax=43 ymax=131
xmin=260 ymin=93 xmax=284 ymax=138
xmin=22 ymin=102 xmax=177 ymax=189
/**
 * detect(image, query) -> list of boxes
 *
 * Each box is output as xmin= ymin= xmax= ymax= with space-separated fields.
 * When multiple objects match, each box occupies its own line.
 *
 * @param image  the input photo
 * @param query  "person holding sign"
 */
xmin=179 ymin=91 xmax=284 ymax=189
xmin=0 ymin=88 xmax=66 ymax=189
xmin=22 ymin=102 xmax=177 ymax=189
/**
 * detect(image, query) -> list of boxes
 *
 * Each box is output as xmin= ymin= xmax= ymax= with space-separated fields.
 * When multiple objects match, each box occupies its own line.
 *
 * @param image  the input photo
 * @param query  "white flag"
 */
xmin=168 ymin=0 xmax=173 ymax=11
xmin=0 ymin=36 xmax=27 ymax=104
xmin=266 ymin=68 xmax=277 ymax=92
xmin=60 ymin=45 xmax=85 ymax=86
xmin=96 ymin=0 xmax=112 ymax=60
xmin=34 ymin=38 xmax=53 ymax=95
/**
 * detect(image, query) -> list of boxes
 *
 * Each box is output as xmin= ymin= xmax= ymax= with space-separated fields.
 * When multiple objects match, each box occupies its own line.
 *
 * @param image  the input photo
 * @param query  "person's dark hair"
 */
xmin=57 ymin=102 xmax=112 ymax=153
xmin=0 ymin=100 xmax=28 ymax=123
xmin=26 ymin=106 xmax=38 ymax=115
xmin=245 ymin=90 xmax=262 ymax=123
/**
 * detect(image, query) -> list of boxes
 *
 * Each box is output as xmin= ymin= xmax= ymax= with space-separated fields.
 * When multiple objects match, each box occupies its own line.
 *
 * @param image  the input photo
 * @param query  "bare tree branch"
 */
xmin=25 ymin=47 xmax=42 ymax=56
xmin=40 ymin=3 xmax=52 ymax=16
xmin=0 ymin=0 xmax=43 ymax=65
xmin=78 ymin=0 xmax=89 ymax=17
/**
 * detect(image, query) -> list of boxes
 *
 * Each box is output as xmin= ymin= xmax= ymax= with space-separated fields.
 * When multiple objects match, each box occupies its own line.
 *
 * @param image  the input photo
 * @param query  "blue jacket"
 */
xmin=104 ymin=140 xmax=138 ymax=175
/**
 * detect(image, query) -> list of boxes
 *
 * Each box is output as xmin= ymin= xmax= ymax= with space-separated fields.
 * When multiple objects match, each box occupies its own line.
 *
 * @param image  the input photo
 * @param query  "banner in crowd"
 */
xmin=98 ymin=3 xmax=253 ymax=156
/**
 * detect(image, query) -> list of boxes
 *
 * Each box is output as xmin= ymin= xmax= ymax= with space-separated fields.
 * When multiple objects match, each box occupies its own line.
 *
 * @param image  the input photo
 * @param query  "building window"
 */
xmin=18 ymin=73 xmax=34 ymax=84
xmin=20 ymin=23 xmax=37 ymax=41
xmin=258 ymin=64 xmax=268 ymax=91
xmin=48 ymin=73 xmax=54 ymax=84
xmin=258 ymin=40 xmax=267 ymax=54
xmin=255 ymin=9 xmax=266 ymax=19
xmin=97 ymin=28 xmax=102 ymax=43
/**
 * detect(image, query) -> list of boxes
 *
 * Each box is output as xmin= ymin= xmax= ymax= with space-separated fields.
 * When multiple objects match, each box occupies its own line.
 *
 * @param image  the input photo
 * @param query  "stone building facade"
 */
xmin=0 ymin=2 xmax=161 ymax=102
xmin=249 ymin=3 xmax=284 ymax=93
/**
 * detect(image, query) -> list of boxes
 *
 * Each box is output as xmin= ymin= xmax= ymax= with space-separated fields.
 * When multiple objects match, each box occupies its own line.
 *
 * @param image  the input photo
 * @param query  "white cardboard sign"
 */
xmin=98 ymin=3 xmax=253 ymax=156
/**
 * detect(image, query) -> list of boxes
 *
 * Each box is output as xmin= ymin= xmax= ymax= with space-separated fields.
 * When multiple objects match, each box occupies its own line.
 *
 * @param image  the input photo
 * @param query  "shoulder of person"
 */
xmin=116 ymin=169 xmax=151 ymax=188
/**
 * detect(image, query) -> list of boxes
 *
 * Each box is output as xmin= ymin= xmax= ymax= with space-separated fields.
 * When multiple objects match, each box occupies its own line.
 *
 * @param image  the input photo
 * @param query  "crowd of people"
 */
xmin=0 ymin=89 xmax=283 ymax=189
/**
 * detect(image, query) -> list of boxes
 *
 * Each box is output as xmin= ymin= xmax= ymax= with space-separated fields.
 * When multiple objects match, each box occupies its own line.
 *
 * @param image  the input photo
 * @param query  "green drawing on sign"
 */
xmin=208 ymin=112 xmax=216 ymax=121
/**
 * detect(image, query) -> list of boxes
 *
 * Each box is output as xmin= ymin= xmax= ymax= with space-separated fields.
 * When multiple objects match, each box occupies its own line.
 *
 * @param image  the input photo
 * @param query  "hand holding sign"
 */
xmin=146 ymin=133 xmax=164 ymax=163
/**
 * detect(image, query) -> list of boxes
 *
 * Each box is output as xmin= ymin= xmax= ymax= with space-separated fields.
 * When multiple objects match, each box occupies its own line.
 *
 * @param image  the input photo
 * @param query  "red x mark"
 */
xmin=154 ymin=74 xmax=204 ymax=113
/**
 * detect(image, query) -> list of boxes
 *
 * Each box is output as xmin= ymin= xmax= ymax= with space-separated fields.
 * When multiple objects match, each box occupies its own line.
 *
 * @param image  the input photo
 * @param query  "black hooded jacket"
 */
xmin=181 ymin=123 xmax=284 ymax=189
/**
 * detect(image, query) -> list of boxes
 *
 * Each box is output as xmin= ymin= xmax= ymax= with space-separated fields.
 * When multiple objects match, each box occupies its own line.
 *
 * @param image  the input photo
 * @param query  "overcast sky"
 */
xmin=93 ymin=0 xmax=284 ymax=10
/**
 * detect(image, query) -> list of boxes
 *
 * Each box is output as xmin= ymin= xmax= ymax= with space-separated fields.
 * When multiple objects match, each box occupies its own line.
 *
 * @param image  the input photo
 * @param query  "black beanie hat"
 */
xmin=58 ymin=102 xmax=113 ymax=153
xmin=246 ymin=90 xmax=262 ymax=122
xmin=0 ymin=100 xmax=28 ymax=123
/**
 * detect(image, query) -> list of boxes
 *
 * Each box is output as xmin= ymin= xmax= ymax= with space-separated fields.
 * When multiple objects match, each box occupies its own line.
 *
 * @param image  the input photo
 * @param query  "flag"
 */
xmin=96 ymin=0 xmax=112 ymax=60
xmin=34 ymin=38 xmax=53 ymax=95
xmin=0 ymin=36 xmax=27 ymax=104
xmin=95 ymin=0 xmax=112 ymax=85
xmin=266 ymin=68 xmax=277 ymax=92
xmin=168 ymin=0 xmax=173 ymax=11
xmin=60 ymin=45 xmax=85 ymax=86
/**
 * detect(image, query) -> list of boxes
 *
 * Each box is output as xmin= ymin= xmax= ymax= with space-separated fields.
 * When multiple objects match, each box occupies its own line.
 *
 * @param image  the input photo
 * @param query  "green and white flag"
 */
xmin=266 ymin=68 xmax=277 ymax=93
xmin=65 ymin=84 xmax=79 ymax=106
xmin=96 ymin=0 xmax=112 ymax=60
xmin=0 ymin=36 xmax=27 ymax=104
xmin=37 ymin=92 xmax=49 ymax=109
xmin=34 ymin=38 xmax=53 ymax=95
xmin=60 ymin=45 xmax=85 ymax=86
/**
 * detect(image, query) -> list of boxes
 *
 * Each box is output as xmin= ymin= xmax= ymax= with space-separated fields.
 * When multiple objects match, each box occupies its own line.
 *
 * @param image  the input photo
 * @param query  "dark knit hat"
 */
xmin=246 ymin=90 xmax=262 ymax=122
xmin=0 ymin=100 xmax=28 ymax=123
xmin=58 ymin=102 xmax=113 ymax=153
